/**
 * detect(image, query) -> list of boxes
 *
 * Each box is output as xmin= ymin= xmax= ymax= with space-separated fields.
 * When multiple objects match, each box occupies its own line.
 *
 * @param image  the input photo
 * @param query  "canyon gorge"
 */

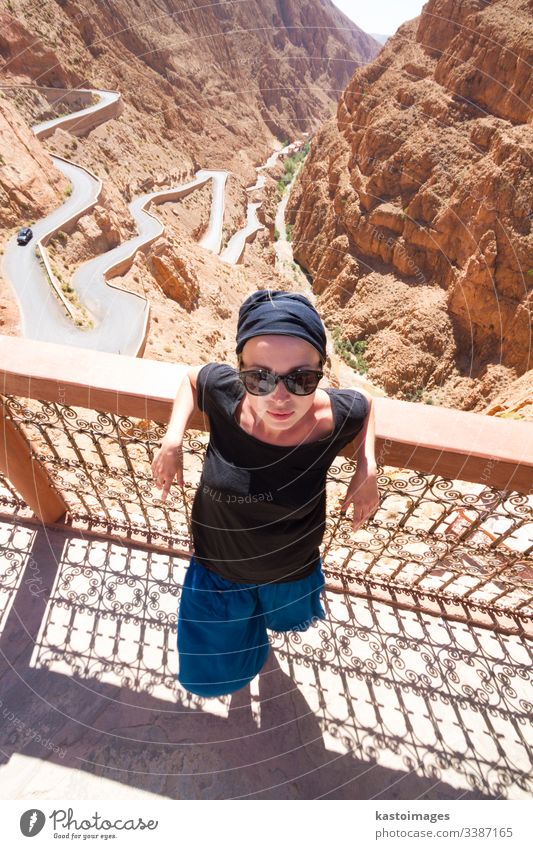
xmin=0 ymin=0 xmax=531 ymax=419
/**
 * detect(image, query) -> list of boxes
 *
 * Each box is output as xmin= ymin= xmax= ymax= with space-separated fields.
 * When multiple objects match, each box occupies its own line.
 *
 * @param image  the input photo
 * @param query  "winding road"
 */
xmin=1 ymin=86 xmax=291 ymax=355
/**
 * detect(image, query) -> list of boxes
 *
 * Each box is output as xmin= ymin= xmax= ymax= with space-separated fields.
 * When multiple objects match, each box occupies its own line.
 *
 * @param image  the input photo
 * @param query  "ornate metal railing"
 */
xmin=0 ymin=390 xmax=531 ymax=633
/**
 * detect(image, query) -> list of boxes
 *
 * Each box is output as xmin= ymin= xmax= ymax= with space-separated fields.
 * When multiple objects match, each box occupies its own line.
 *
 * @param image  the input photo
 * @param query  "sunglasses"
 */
xmin=238 ymin=367 xmax=323 ymax=396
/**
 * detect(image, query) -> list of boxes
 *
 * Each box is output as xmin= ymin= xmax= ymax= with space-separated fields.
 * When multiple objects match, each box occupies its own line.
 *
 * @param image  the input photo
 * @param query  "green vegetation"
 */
xmin=286 ymin=223 xmax=293 ymax=242
xmin=404 ymin=386 xmax=435 ymax=404
xmin=0 ymin=154 xmax=5 ymax=166
xmin=274 ymin=227 xmax=280 ymax=241
xmin=48 ymin=230 xmax=68 ymax=248
xmin=291 ymin=261 xmax=305 ymax=283
xmin=527 ymin=268 xmax=533 ymax=277
xmin=331 ymin=325 xmax=368 ymax=374
xmin=64 ymin=184 xmax=72 ymax=197
xmin=276 ymin=142 xmax=311 ymax=196
xmin=48 ymin=261 xmax=85 ymax=323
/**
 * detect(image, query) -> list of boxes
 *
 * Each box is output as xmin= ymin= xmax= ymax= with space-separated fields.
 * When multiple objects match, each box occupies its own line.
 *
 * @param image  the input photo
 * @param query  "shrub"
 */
xmin=275 ymin=144 xmax=310 ymax=195
xmin=405 ymin=387 xmax=434 ymax=404
xmin=404 ymin=388 xmax=423 ymax=402
xmin=331 ymin=325 xmax=368 ymax=374
xmin=284 ymin=158 xmax=296 ymax=176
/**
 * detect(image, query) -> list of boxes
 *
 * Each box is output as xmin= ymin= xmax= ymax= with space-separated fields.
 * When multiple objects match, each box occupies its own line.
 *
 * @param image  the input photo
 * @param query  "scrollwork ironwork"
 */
xmin=0 ymin=394 xmax=531 ymax=622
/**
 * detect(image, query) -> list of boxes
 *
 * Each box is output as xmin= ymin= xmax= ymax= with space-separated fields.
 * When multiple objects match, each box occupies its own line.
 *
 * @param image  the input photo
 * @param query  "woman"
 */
xmin=151 ymin=289 xmax=378 ymax=697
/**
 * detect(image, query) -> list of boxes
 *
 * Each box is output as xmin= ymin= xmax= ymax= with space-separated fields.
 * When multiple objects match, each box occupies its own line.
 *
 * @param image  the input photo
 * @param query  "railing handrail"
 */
xmin=1 ymin=334 xmax=531 ymax=493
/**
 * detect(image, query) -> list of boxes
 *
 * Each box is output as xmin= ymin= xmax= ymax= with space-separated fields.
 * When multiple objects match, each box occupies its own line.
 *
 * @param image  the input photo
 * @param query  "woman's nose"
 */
xmin=272 ymin=377 xmax=290 ymax=399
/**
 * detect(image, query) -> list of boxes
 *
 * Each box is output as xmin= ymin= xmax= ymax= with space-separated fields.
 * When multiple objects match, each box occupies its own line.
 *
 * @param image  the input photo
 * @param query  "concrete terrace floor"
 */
xmin=0 ymin=516 xmax=531 ymax=801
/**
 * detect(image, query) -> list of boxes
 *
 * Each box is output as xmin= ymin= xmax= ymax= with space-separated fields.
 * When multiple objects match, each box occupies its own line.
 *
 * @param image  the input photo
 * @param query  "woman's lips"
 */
xmin=268 ymin=410 xmax=293 ymax=419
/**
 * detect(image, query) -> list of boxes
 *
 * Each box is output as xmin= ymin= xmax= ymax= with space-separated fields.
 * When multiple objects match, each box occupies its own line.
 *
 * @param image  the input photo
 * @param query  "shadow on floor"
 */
xmin=0 ymin=521 xmax=530 ymax=799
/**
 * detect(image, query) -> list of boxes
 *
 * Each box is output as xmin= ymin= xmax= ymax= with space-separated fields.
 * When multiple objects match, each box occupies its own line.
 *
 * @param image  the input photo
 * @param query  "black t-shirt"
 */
xmin=190 ymin=362 xmax=369 ymax=585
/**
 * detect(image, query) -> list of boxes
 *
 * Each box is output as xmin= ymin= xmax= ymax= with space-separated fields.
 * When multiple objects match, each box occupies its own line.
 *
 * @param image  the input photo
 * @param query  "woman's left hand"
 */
xmin=339 ymin=465 xmax=380 ymax=532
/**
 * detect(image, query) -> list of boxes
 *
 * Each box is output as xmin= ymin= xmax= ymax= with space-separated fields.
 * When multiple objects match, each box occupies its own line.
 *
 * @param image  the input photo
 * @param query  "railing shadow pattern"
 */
xmin=271 ymin=596 xmax=532 ymax=798
xmin=0 ymin=518 xmax=530 ymax=798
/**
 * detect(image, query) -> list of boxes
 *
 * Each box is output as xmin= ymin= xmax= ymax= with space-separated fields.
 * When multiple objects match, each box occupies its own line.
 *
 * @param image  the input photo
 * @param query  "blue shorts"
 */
xmin=177 ymin=554 xmax=326 ymax=697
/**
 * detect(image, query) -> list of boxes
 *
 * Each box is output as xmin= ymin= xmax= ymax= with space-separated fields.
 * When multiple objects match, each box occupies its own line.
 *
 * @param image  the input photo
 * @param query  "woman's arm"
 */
xmin=353 ymin=391 xmax=377 ymax=475
xmin=151 ymin=365 xmax=203 ymax=502
xmin=339 ymin=393 xmax=380 ymax=531
xmin=162 ymin=365 xmax=202 ymax=447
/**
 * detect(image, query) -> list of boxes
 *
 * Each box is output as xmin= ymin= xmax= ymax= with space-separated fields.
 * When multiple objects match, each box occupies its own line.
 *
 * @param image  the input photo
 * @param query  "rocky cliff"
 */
xmin=0 ymin=0 xmax=378 ymax=212
xmin=0 ymin=0 xmax=378 ymax=345
xmin=0 ymin=93 xmax=68 ymax=228
xmin=288 ymin=0 xmax=533 ymax=412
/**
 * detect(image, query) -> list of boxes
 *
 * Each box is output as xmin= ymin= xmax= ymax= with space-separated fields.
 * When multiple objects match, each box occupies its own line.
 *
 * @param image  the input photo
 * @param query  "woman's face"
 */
xmin=239 ymin=335 xmax=323 ymax=433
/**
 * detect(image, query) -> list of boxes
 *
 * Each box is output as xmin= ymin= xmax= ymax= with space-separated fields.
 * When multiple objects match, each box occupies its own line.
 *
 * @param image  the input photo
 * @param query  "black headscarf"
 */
xmin=235 ymin=289 xmax=327 ymax=363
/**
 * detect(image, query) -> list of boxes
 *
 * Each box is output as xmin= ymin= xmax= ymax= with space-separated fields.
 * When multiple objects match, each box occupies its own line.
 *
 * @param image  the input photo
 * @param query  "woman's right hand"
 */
xmin=151 ymin=439 xmax=184 ymax=503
